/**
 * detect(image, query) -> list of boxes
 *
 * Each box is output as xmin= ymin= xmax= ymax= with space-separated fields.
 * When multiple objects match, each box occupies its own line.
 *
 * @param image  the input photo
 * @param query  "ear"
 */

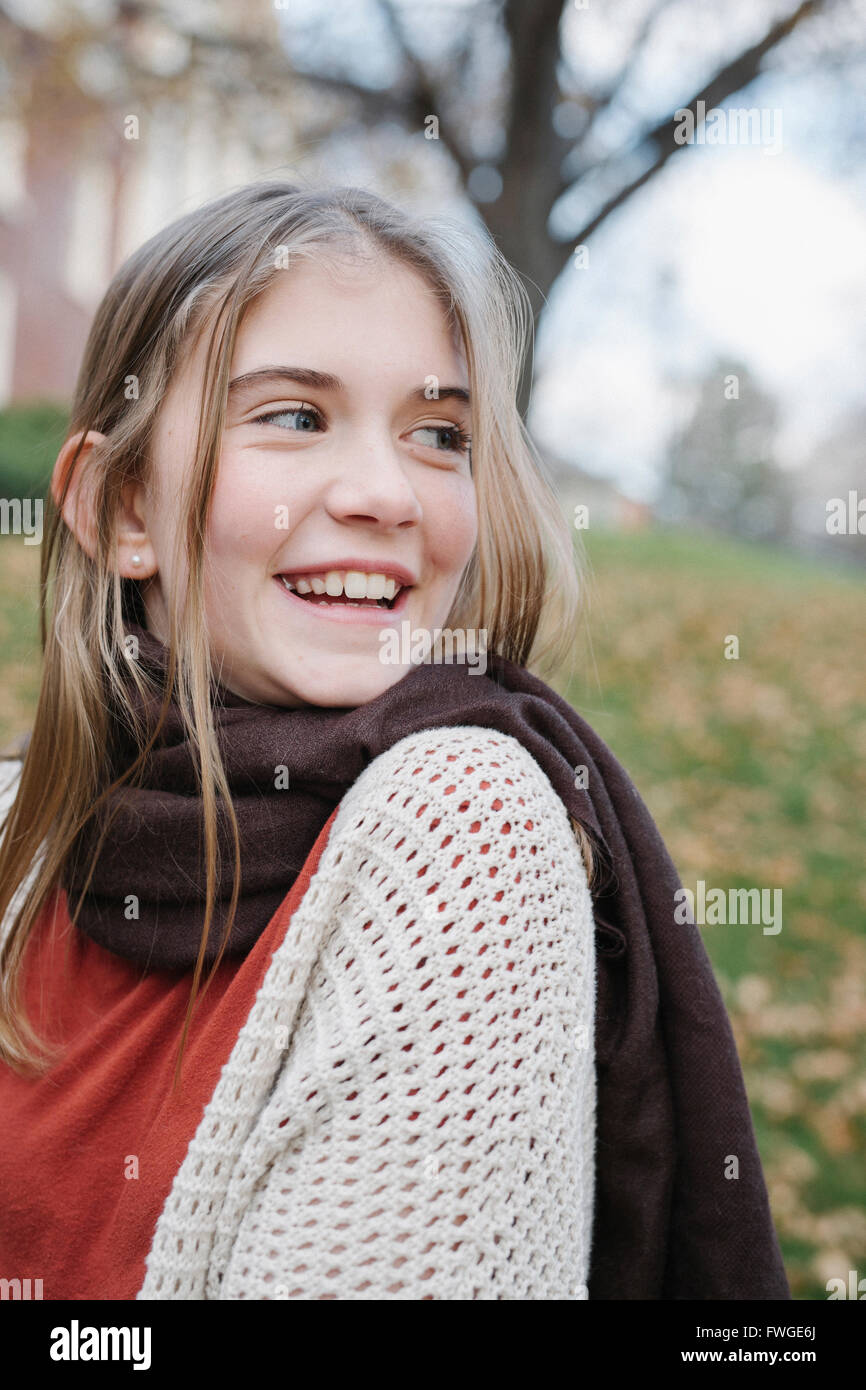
xmin=115 ymin=474 xmax=158 ymax=579
xmin=51 ymin=430 xmax=157 ymax=579
xmin=51 ymin=430 xmax=103 ymax=558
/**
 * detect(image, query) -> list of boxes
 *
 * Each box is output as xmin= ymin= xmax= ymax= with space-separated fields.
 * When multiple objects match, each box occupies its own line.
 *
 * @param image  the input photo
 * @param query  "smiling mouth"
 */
xmin=282 ymin=588 xmax=400 ymax=610
xmin=274 ymin=575 xmax=412 ymax=625
xmin=277 ymin=573 xmax=406 ymax=609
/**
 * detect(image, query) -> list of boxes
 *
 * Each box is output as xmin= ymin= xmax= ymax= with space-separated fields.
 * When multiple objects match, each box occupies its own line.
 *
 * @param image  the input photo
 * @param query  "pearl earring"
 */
xmin=131 ymin=554 xmax=142 ymax=567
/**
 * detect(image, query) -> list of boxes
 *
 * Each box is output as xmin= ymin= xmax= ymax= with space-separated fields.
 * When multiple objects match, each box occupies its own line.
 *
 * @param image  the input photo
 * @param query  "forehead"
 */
xmin=231 ymin=252 xmax=468 ymax=384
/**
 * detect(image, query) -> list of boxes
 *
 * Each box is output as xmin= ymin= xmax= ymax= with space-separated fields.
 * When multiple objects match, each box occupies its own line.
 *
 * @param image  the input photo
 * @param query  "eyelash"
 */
xmin=252 ymin=404 xmax=472 ymax=457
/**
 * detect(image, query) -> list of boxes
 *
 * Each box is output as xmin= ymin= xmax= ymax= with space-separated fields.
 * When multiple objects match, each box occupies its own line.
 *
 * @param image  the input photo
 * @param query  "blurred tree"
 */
xmin=0 ymin=0 xmax=858 ymax=413
xmin=792 ymin=409 xmax=866 ymax=565
xmin=260 ymin=0 xmax=842 ymax=410
xmin=659 ymin=360 xmax=794 ymax=543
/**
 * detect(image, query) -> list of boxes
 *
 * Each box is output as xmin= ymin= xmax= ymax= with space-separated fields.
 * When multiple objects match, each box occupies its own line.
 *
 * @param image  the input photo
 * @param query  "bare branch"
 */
xmin=373 ymin=0 xmax=475 ymax=180
xmin=559 ymin=0 xmax=674 ymax=127
xmin=564 ymin=0 xmax=825 ymax=247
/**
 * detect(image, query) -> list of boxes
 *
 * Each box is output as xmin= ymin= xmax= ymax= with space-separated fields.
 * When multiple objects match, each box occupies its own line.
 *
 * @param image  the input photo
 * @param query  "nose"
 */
xmin=323 ymin=425 xmax=424 ymax=530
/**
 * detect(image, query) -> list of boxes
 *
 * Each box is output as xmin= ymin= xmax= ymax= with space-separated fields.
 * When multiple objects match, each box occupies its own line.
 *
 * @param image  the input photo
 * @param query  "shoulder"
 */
xmin=347 ymin=723 xmax=575 ymax=836
xmin=329 ymin=724 xmax=591 ymax=909
xmin=355 ymin=723 xmax=569 ymax=801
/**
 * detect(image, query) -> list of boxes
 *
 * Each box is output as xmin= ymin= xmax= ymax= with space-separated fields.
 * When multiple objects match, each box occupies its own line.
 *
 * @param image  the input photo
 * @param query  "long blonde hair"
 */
xmin=0 ymin=179 xmax=587 ymax=1086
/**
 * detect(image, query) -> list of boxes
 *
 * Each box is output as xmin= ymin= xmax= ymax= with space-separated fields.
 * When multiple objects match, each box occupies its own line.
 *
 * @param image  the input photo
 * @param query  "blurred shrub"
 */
xmin=0 ymin=401 xmax=69 ymax=500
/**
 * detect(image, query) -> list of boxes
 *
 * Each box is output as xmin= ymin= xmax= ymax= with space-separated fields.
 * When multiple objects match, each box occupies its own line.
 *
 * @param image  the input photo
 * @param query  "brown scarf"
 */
xmin=64 ymin=618 xmax=790 ymax=1300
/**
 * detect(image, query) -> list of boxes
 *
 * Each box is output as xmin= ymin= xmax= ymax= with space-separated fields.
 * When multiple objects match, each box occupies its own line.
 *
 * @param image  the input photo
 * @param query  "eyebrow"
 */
xmin=227 ymin=365 xmax=470 ymax=407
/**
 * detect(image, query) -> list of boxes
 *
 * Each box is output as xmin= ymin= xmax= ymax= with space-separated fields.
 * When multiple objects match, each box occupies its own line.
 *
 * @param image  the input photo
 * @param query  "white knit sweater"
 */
xmin=0 ymin=725 xmax=597 ymax=1300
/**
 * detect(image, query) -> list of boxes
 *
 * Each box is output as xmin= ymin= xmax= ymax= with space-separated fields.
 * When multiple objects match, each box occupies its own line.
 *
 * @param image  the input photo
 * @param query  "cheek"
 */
xmin=205 ymin=468 xmax=282 ymax=573
xmin=428 ymin=477 xmax=477 ymax=575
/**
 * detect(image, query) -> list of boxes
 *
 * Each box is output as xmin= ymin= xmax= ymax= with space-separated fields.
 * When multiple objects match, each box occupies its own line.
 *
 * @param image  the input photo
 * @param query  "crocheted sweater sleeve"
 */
xmin=212 ymin=726 xmax=597 ymax=1301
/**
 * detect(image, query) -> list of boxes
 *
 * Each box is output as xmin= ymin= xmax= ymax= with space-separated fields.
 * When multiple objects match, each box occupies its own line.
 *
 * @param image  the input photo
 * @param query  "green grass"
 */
xmin=0 ymin=540 xmax=42 ymax=744
xmin=0 ymin=401 xmax=68 ymax=499
xmin=1 ymin=523 xmax=863 ymax=1299
xmin=567 ymin=524 xmax=866 ymax=1300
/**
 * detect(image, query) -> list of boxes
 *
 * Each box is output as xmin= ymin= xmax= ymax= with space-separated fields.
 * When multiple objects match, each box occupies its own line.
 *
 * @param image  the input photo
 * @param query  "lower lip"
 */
xmin=273 ymin=577 xmax=413 ymax=625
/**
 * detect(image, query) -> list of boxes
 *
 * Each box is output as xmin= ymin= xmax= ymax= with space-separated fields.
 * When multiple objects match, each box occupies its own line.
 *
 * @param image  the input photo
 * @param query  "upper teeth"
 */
xmin=280 ymin=570 xmax=402 ymax=600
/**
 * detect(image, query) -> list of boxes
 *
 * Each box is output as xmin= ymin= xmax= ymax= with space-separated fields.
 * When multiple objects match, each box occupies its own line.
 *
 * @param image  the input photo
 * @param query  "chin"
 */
xmin=279 ymin=660 xmax=415 ymax=710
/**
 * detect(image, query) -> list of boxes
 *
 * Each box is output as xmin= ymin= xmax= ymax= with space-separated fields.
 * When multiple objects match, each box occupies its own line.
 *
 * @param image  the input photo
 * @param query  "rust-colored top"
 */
xmin=0 ymin=807 xmax=338 ymax=1300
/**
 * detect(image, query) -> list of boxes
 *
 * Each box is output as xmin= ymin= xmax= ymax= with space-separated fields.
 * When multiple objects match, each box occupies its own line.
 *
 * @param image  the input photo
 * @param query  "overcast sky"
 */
xmin=532 ymin=132 xmax=866 ymax=500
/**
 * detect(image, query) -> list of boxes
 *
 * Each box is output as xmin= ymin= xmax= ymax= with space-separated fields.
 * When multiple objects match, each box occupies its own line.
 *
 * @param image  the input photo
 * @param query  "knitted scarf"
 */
xmin=64 ymin=619 xmax=790 ymax=1300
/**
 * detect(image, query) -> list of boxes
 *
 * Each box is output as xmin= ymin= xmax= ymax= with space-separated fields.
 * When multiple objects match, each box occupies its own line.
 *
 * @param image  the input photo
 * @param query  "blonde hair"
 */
xmin=0 ymin=179 xmax=586 ymax=1086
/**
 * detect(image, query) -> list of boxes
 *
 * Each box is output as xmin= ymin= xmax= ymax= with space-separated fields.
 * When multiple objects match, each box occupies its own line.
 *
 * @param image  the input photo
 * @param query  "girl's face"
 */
xmin=138 ymin=253 xmax=478 ymax=708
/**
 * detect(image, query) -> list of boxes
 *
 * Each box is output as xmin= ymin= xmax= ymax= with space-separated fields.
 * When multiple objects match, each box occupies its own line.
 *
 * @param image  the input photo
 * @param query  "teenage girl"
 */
xmin=0 ymin=181 xmax=788 ymax=1300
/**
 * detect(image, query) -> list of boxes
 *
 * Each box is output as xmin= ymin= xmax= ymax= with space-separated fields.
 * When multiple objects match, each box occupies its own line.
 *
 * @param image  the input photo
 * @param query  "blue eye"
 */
xmin=254 ymin=405 xmax=323 ymax=432
xmin=251 ymin=407 xmax=472 ymax=461
xmin=411 ymin=424 xmax=472 ymax=455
